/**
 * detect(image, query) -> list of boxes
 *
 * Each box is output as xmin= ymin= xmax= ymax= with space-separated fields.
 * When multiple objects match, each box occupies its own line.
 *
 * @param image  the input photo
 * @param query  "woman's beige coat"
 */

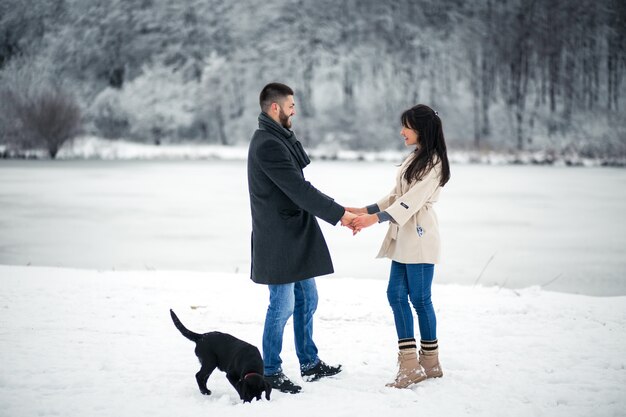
xmin=375 ymin=154 xmax=442 ymax=264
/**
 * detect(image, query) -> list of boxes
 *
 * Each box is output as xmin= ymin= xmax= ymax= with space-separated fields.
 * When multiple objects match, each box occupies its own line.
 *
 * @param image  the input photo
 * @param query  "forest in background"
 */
xmin=0 ymin=0 xmax=625 ymax=159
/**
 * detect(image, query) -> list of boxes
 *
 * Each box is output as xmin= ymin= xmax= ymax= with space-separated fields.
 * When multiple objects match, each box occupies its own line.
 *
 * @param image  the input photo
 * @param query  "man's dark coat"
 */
xmin=247 ymin=113 xmax=344 ymax=285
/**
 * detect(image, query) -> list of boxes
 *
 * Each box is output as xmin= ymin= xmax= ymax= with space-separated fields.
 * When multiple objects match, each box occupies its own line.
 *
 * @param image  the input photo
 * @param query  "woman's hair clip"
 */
xmin=434 ymin=111 xmax=439 ymax=116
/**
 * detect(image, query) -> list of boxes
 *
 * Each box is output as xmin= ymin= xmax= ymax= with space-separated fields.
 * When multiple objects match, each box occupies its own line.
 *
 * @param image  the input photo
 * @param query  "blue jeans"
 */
xmin=387 ymin=261 xmax=437 ymax=341
xmin=262 ymin=278 xmax=320 ymax=375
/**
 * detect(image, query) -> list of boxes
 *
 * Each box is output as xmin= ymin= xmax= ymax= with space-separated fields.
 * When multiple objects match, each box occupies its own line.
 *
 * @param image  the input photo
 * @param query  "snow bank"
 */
xmin=0 ymin=265 xmax=624 ymax=417
xmin=56 ymin=136 xmax=250 ymax=160
xmin=17 ymin=136 xmax=617 ymax=166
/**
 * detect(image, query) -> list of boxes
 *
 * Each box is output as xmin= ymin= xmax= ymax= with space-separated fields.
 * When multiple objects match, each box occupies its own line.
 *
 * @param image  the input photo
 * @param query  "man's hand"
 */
xmin=340 ymin=210 xmax=358 ymax=232
xmin=345 ymin=207 xmax=367 ymax=215
xmin=351 ymin=213 xmax=378 ymax=233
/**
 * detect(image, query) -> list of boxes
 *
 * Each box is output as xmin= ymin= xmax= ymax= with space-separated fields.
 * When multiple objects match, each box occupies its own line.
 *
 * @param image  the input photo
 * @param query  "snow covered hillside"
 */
xmin=0 ymin=266 xmax=624 ymax=417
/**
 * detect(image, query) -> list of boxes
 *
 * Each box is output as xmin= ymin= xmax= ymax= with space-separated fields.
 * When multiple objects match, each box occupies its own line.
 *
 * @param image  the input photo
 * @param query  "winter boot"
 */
xmin=264 ymin=372 xmax=302 ymax=394
xmin=419 ymin=339 xmax=443 ymax=379
xmin=301 ymin=360 xmax=342 ymax=382
xmin=385 ymin=347 xmax=427 ymax=388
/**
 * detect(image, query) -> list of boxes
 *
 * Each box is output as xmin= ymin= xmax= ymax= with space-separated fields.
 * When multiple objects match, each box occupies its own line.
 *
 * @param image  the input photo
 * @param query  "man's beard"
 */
xmin=278 ymin=108 xmax=292 ymax=129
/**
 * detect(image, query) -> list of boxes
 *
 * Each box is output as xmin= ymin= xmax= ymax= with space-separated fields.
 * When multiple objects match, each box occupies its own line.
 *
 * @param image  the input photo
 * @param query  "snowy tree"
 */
xmin=0 ymin=59 xmax=80 ymax=158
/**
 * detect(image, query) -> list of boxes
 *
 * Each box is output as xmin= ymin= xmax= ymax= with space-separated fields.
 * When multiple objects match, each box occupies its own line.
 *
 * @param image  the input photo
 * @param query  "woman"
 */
xmin=349 ymin=104 xmax=450 ymax=388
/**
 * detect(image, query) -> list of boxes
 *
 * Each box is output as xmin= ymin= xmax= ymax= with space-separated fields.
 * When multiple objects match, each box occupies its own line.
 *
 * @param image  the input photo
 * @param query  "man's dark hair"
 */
xmin=259 ymin=83 xmax=294 ymax=112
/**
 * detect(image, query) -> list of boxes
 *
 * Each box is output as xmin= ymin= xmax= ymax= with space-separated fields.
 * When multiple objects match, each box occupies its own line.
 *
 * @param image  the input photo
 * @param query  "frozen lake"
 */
xmin=0 ymin=160 xmax=624 ymax=296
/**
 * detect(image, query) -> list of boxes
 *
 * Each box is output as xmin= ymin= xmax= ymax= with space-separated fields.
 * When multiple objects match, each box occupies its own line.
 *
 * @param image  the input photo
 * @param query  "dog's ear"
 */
xmin=264 ymin=381 xmax=272 ymax=401
xmin=234 ymin=380 xmax=247 ymax=403
xmin=239 ymin=382 xmax=253 ymax=403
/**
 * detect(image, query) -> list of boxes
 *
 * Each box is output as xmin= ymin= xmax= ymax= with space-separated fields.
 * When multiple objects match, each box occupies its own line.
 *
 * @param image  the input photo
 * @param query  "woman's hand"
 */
xmin=345 ymin=206 xmax=367 ymax=215
xmin=350 ymin=213 xmax=378 ymax=234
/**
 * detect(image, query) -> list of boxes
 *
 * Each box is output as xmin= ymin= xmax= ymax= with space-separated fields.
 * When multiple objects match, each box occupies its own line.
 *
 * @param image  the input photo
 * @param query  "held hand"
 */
xmin=340 ymin=211 xmax=358 ymax=231
xmin=345 ymin=207 xmax=367 ymax=215
xmin=350 ymin=213 xmax=378 ymax=233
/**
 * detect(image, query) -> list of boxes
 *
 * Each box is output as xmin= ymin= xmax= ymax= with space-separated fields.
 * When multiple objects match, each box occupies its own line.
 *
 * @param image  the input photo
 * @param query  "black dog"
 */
xmin=170 ymin=309 xmax=271 ymax=403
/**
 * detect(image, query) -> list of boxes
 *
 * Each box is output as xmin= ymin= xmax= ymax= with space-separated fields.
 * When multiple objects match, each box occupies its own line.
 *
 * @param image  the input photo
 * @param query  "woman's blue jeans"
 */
xmin=387 ymin=261 xmax=437 ymax=341
xmin=262 ymin=278 xmax=320 ymax=375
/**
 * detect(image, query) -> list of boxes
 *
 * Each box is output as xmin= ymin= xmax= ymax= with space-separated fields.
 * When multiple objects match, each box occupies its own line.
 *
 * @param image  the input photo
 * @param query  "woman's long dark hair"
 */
xmin=401 ymin=104 xmax=450 ymax=187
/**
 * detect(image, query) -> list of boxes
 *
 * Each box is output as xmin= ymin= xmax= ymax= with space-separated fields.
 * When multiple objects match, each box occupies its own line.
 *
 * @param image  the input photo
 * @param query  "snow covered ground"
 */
xmin=1 ymin=144 xmax=625 ymax=416
xmin=1 ymin=265 xmax=624 ymax=417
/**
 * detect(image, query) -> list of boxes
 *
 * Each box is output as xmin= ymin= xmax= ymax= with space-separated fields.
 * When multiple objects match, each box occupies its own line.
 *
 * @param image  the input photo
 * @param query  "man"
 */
xmin=247 ymin=83 xmax=356 ymax=394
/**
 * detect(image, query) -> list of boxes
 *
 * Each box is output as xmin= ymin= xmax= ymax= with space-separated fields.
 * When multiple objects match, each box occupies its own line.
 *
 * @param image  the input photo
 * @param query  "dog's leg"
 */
xmin=195 ymin=361 xmax=217 ymax=395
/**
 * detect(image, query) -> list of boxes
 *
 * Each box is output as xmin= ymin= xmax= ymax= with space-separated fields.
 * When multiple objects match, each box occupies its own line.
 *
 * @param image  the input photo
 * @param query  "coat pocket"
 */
xmin=389 ymin=223 xmax=399 ymax=240
xmin=279 ymin=208 xmax=302 ymax=219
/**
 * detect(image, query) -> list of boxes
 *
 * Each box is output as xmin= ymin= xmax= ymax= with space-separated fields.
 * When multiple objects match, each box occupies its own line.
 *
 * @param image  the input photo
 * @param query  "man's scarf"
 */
xmin=258 ymin=112 xmax=311 ymax=169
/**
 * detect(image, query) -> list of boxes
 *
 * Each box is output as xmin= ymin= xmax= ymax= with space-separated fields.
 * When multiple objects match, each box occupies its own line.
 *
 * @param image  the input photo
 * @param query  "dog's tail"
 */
xmin=170 ymin=309 xmax=202 ymax=343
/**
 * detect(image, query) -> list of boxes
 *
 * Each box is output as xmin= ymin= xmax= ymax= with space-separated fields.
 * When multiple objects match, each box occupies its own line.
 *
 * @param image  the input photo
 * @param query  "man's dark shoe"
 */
xmin=301 ymin=360 xmax=342 ymax=382
xmin=264 ymin=372 xmax=302 ymax=394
